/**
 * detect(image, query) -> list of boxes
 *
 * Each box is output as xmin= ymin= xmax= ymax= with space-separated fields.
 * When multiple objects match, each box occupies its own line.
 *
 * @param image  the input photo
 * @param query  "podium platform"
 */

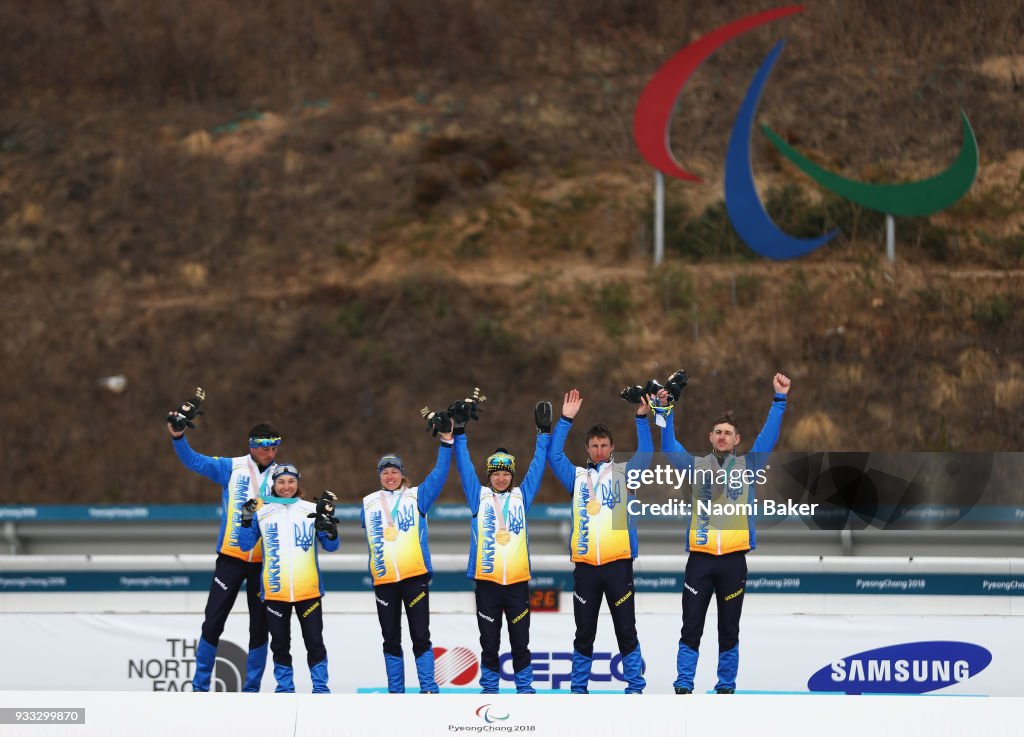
xmin=0 ymin=692 xmax=1019 ymax=737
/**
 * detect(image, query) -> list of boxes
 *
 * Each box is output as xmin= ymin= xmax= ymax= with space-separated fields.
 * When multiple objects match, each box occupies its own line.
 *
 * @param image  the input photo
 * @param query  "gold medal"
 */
xmin=495 ymin=530 xmax=511 ymax=546
xmin=586 ymin=498 xmax=601 ymax=516
xmin=383 ymin=525 xmax=398 ymax=542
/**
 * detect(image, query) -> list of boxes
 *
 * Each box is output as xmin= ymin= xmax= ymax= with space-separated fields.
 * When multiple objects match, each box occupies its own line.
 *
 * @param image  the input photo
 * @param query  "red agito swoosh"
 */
xmin=632 ymin=5 xmax=805 ymax=183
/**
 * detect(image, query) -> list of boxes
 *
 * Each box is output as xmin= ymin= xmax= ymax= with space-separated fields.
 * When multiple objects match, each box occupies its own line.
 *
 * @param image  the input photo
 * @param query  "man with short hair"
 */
xmin=547 ymin=388 xmax=654 ymax=694
xmin=168 ymin=410 xmax=280 ymax=692
xmin=662 ymin=373 xmax=791 ymax=695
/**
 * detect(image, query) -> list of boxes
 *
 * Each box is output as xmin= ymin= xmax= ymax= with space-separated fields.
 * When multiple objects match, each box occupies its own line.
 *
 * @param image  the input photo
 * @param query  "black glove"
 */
xmin=314 ymin=513 xmax=338 ymax=540
xmin=665 ymin=370 xmax=688 ymax=401
xmin=420 ymin=407 xmax=454 ymax=437
xmin=240 ymin=498 xmax=258 ymax=528
xmin=619 ymin=385 xmax=645 ymax=404
xmin=167 ymin=387 xmax=206 ymax=432
xmin=534 ymin=401 xmax=552 ymax=433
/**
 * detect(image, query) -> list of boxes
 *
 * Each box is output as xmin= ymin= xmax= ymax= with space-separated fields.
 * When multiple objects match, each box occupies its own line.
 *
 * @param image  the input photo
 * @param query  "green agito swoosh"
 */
xmin=760 ymin=111 xmax=978 ymax=217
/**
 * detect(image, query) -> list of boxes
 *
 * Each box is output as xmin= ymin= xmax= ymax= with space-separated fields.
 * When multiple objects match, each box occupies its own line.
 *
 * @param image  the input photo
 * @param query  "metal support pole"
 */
xmin=654 ymin=171 xmax=665 ymax=266
xmin=885 ymin=214 xmax=895 ymax=263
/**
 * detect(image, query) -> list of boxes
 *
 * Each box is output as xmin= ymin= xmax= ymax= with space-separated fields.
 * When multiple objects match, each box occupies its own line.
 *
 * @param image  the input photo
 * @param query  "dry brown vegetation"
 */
xmin=1 ymin=1 xmax=1022 ymax=502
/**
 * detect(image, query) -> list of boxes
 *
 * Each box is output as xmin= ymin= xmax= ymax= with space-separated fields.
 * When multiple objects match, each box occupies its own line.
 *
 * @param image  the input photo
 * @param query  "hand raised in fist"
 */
xmin=773 ymin=373 xmax=792 ymax=395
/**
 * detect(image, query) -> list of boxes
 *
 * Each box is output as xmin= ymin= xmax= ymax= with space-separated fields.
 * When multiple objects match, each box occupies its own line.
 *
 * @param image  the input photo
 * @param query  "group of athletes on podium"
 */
xmin=166 ymin=369 xmax=790 ymax=694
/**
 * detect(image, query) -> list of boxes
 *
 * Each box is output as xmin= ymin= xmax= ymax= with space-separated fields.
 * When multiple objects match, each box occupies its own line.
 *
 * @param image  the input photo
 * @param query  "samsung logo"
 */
xmin=807 ymin=641 xmax=992 ymax=694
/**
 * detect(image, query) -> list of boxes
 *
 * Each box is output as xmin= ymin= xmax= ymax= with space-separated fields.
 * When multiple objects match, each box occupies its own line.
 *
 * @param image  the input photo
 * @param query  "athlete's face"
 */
xmin=250 ymin=444 xmax=279 ymax=467
xmin=709 ymin=423 xmax=741 ymax=453
xmin=273 ymin=475 xmax=299 ymax=498
xmin=586 ymin=435 xmax=614 ymax=464
xmin=379 ymin=467 xmax=404 ymax=491
xmin=489 ymin=471 xmax=513 ymax=492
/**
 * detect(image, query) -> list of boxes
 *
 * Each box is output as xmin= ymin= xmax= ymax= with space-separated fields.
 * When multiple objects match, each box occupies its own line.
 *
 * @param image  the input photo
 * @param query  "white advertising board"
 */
xmin=1 ymin=612 xmax=1018 ymax=696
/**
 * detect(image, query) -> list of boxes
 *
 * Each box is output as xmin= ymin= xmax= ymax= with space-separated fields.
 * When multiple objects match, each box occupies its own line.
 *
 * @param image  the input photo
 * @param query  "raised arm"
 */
xmin=170 ymin=435 xmax=232 ymax=486
xmin=521 ymin=430 xmax=552 ymax=512
xmin=417 ymin=436 xmax=454 ymax=514
xmin=624 ymin=415 xmax=654 ymax=475
xmin=546 ymin=390 xmax=582 ymax=493
xmin=659 ymin=410 xmax=694 ymax=470
xmin=453 ymin=433 xmax=482 ymax=515
xmin=748 ymin=374 xmax=790 ymax=461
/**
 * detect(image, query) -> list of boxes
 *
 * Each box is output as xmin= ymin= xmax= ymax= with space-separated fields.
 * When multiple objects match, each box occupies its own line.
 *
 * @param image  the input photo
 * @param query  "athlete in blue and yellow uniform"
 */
xmin=454 ymin=402 xmax=551 ymax=695
xmin=238 ymin=464 xmax=339 ymax=693
xmin=547 ymin=388 xmax=653 ymax=694
xmin=662 ymin=373 xmax=790 ymax=694
xmin=167 ymin=411 xmax=280 ymax=693
xmin=361 ymin=423 xmax=454 ymax=693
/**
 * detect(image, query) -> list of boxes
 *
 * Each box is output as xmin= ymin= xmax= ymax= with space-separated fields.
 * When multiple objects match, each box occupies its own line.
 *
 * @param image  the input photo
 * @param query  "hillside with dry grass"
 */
xmin=1 ymin=1 xmax=1022 ymax=502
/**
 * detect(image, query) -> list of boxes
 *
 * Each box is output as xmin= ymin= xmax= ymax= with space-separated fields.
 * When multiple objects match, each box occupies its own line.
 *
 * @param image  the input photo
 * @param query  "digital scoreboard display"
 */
xmin=529 ymin=587 xmax=560 ymax=612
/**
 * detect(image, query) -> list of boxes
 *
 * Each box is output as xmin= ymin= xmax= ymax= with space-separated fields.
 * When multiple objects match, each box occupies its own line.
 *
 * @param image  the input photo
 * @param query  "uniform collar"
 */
xmin=712 ymin=451 xmax=737 ymax=466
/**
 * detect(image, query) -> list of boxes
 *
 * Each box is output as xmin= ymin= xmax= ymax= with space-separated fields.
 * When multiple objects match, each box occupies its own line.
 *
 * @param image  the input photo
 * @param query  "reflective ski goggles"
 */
xmin=377 ymin=454 xmax=405 ymax=474
xmin=486 ymin=452 xmax=516 ymax=475
xmin=249 ymin=436 xmax=282 ymax=448
xmin=272 ymin=463 xmax=300 ymax=480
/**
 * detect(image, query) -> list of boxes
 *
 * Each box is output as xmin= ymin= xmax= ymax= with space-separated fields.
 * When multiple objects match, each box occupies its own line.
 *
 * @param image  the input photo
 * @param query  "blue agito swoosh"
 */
xmin=724 ymin=39 xmax=839 ymax=259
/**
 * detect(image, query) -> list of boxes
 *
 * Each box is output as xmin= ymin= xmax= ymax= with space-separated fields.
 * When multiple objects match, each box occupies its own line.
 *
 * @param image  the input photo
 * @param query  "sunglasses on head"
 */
xmin=249 ymin=436 xmax=282 ymax=448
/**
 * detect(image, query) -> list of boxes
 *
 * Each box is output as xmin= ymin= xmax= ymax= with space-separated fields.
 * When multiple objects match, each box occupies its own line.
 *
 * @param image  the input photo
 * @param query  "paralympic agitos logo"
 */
xmin=633 ymin=5 xmax=978 ymax=260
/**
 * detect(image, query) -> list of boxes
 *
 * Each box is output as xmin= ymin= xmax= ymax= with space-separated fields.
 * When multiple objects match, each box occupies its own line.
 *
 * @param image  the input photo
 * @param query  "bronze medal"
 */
xmin=383 ymin=525 xmax=398 ymax=542
xmin=495 ymin=530 xmax=511 ymax=546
